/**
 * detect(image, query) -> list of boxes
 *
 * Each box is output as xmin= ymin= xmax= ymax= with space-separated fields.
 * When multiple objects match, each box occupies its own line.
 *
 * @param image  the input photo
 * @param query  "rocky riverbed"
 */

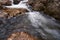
xmin=0 ymin=0 xmax=60 ymax=40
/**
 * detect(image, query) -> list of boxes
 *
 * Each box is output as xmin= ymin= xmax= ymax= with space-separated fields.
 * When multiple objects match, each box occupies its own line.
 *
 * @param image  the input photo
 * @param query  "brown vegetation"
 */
xmin=7 ymin=32 xmax=39 ymax=40
xmin=0 ymin=8 xmax=28 ymax=19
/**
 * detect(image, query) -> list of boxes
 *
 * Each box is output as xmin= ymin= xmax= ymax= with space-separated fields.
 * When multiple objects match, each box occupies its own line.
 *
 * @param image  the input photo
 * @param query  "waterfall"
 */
xmin=4 ymin=0 xmax=60 ymax=40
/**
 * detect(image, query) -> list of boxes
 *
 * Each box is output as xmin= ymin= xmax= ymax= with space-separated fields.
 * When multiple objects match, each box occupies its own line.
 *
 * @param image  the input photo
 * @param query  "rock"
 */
xmin=0 ymin=10 xmax=7 ymax=17
xmin=0 ymin=8 xmax=28 ymax=19
xmin=44 ymin=0 xmax=60 ymax=21
xmin=0 ymin=4 xmax=3 ymax=9
xmin=0 ymin=20 xmax=3 ymax=25
xmin=0 ymin=0 xmax=11 ymax=10
xmin=13 ymin=0 xmax=22 ymax=4
xmin=0 ymin=0 xmax=11 ymax=6
xmin=28 ymin=0 xmax=47 ymax=11
xmin=28 ymin=0 xmax=60 ymax=21
xmin=7 ymin=32 xmax=39 ymax=40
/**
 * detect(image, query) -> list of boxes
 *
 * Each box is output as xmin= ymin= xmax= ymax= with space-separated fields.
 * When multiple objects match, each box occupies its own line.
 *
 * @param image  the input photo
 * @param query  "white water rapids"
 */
xmin=5 ymin=0 xmax=60 ymax=40
xmin=5 ymin=0 xmax=29 ymax=10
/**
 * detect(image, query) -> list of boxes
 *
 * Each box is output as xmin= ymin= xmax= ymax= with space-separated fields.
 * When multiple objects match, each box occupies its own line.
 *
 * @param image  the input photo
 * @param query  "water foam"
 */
xmin=5 ymin=0 xmax=29 ymax=10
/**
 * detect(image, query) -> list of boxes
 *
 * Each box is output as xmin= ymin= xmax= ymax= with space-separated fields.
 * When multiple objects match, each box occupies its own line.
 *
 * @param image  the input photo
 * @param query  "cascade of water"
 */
xmin=4 ymin=0 xmax=60 ymax=40
xmin=27 ymin=11 xmax=60 ymax=40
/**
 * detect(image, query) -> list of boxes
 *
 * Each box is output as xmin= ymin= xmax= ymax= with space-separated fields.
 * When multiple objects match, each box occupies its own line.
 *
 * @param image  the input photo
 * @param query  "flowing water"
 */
xmin=1 ymin=0 xmax=60 ymax=40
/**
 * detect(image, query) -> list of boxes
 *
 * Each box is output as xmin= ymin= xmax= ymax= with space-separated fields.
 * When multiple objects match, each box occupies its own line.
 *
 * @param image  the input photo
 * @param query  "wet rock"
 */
xmin=7 ymin=32 xmax=39 ymax=40
xmin=0 ymin=8 xmax=28 ymax=19
xmin=28 ymin=0 xmax=60 ymax=21
xmin=13 ymin=0 xmax=22 ymax=4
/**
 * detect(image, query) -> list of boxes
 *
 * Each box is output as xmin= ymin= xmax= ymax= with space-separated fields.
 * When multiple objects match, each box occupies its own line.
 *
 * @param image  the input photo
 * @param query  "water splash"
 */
xmin=27 ymin=11 xmax=60 ymax=40
xmin=27 ymin=11 xmax=60 ymax=28
xmin=27 ymin=12 xmax=47 ymax=28
xmin=5 ymin=0 xmax=29 ymax=10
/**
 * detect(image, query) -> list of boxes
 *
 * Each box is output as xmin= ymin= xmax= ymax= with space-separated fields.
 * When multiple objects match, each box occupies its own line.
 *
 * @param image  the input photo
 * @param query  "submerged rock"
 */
xmin=7 ymin=32 xmax=40 ymax=40
xmin=28 ymin=0 xmax=60 ymax=21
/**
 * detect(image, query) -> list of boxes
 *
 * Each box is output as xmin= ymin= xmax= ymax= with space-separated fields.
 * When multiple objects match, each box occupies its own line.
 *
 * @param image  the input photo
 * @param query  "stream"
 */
xmin=0 ymin=0 xmax=60 ymax=40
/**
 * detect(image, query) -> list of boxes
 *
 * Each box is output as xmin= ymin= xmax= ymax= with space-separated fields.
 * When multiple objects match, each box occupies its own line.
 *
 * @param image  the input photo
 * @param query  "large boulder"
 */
xmin=28 ymin=0 xmax=60 ymax=21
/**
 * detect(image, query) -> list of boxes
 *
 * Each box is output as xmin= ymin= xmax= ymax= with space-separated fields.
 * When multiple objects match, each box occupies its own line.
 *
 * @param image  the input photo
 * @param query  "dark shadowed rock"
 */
xmin=28 ymin=0 xmax=47 ymax=11
xmin=0 ymin=4 xmax=3 ymax=9
xmin=44 ymin=0 xmax=60 ymax=21
xmin=0 ymin=20 xmax=3 ymax=25
xmin=28 ymin=0 xmax=60 ymax=21
xmin=13 ymin=0 xmax=22 ymax=4
xmin=0 ymin=0 xmax=11 ymax=10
